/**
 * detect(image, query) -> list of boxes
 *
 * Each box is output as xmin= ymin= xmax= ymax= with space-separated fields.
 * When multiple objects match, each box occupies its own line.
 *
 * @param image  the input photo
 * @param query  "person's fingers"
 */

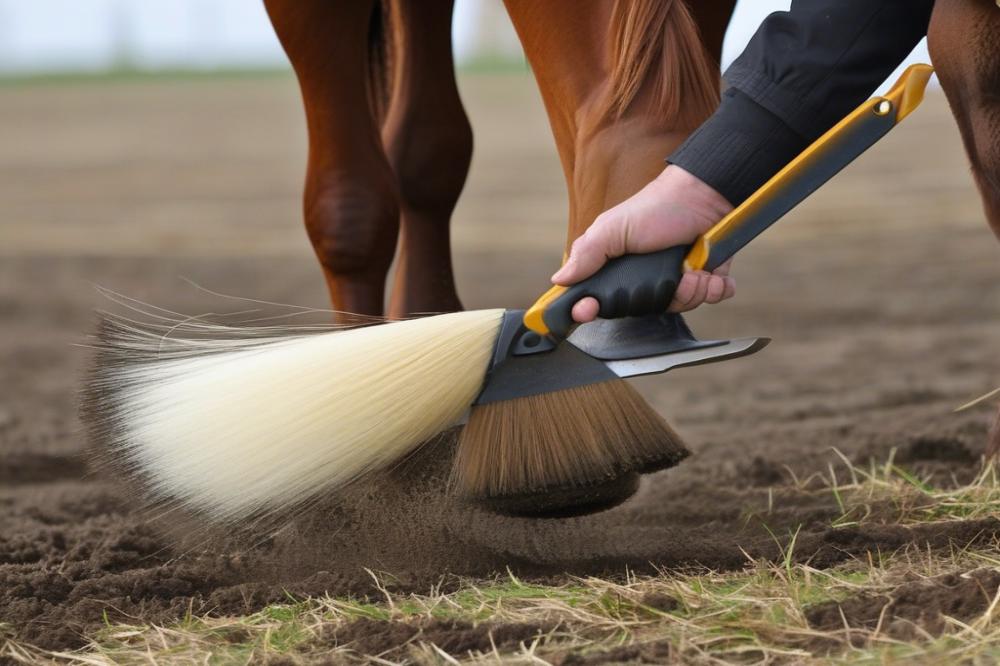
xmin=669 ymin=271 xmax=711 ymax=312
xmin=668 ymin=271 xmax=700 ymax=312
xmin=668 ymin=272 xmax=736 ymax=312
xmin=704 ymin=274 xmax=729 ymax=304
xmin=573 ymin=271 xmax=735 ymax=322
xmin=551 ymin=214 xmax=625 ymax=285
xmin=688 ymin=272 xmax=711 ymax=310
xmin=571 ymin=296 xmax=600 ymax=323
xmin=722 ymin=276 xmax=736 ymax=300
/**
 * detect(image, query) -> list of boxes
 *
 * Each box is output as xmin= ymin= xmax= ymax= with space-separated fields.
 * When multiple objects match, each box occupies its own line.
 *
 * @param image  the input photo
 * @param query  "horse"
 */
xmin=927 ymin=0 xmax=1000 ymax=454
xmin=262 ymin=0 xmax=735 ymax=319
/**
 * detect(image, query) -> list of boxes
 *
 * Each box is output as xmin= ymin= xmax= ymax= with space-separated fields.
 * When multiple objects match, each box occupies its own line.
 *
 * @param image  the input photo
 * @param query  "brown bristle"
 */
xmin=452 ymin=379 xmax=689 ymax=501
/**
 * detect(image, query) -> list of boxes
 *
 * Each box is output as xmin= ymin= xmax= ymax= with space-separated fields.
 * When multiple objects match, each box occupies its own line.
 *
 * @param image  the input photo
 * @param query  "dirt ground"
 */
xmin=2 ymin=73 xmax=1000 ymax=652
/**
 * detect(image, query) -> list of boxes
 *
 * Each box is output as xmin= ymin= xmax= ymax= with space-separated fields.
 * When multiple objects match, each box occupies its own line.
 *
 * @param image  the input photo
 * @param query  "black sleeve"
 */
xmin=668 ymin=0 xmax=934 ymax=206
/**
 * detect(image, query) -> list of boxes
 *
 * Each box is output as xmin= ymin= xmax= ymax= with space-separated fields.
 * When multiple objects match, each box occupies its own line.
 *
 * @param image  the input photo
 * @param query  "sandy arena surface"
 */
xmin=2 ymin=73 xmax=1000 ymax=650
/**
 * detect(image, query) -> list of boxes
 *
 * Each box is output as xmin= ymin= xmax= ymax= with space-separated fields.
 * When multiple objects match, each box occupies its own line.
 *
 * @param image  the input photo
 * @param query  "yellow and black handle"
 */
xmin=524 ymin=64 xmax=934 ymax=339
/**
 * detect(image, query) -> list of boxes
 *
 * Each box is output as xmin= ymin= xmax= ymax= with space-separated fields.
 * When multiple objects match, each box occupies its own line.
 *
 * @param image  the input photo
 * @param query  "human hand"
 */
xmin=550 ymin=165 xmax=736 ymax=323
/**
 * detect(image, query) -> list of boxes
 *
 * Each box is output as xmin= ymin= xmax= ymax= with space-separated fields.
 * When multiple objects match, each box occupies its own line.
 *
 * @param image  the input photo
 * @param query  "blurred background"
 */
xmin=1 ymin=0 xmax=936 ymax=268
xmin=0 ymin=1 xmax=930 ymax=77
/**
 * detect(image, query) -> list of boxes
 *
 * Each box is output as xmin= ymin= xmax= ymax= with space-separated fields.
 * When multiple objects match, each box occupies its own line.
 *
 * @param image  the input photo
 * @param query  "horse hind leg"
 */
xmin=382 ymin=0 xmax=471 ymax=318
xmin=929 ymin=0 xmax=1000 ymax=235
xmin=265 ymin=0 xmax=399 ymax=317
xmin=928 ymin=0 xmax=1000 ymax=455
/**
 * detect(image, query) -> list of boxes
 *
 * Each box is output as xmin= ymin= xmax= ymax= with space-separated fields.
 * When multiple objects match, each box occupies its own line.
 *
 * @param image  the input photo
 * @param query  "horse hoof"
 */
xmin=474 ymin=472 xmax=641 ymax=518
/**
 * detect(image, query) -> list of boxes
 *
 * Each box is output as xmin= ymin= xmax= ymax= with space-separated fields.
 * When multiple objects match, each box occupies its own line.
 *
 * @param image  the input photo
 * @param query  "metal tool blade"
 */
xmin=472 ymin=310 xmax=770 ymax=406
xmin=603 ymin=336 xmax=770 ymax=378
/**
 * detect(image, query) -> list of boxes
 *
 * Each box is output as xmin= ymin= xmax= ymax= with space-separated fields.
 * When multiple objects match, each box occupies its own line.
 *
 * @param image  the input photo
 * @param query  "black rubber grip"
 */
xmin=542 ymin=245 xmax=688 ymax=338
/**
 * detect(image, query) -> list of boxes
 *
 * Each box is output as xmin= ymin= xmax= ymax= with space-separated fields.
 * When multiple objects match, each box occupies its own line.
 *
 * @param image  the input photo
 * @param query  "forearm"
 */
xmin=669 ymin=0 xmax=934 ymax=206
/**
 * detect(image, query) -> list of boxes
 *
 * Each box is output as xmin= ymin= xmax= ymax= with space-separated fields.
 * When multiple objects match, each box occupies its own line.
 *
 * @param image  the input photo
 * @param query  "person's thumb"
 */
xmin=550 ymin=216 xmax=624 ymax=285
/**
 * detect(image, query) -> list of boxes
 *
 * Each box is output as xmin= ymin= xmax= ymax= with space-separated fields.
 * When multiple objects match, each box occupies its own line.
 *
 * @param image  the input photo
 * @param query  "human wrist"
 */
xmin=667 ymin=88 xmax=808 ymax=206
xmin=653 ymin=165 xmax=733 ymax=234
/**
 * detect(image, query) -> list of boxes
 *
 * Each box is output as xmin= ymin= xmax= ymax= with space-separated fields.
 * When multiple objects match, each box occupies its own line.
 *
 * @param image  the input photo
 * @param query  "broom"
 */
xmin=451 ymin=63 xmax=935 ymax=508
xmin=84 ymin=287 xmax=680 ymax=522
xmin=81 ymin=65 xmax=932 ymax=523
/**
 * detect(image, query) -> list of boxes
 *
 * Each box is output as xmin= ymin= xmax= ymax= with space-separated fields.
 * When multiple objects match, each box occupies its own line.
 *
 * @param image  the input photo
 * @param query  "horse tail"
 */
xmin=366 ymin=0 xmax=393 ymax=125
xmin=600 ymin=0 xmax=720 ymax=129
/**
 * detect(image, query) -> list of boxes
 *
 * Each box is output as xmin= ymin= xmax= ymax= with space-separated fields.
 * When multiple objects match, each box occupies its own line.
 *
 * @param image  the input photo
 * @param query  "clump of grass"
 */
xmin=821 ymin=449 xmax=1000 ymax=528
xmin=6 ymin=454 xmax=1000 ymax=664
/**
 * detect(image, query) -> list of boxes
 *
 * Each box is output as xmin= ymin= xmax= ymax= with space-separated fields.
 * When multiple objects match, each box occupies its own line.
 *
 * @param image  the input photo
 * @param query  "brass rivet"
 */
xmin=874 ymin=100 xmax=892 ymax=116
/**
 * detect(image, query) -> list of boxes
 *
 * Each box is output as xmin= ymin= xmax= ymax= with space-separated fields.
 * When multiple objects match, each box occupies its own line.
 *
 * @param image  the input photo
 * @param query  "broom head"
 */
xmin=453 ymin=378 xmax=689 ymax=516
xmin=82 ymin=307 xmax=504 ymax=524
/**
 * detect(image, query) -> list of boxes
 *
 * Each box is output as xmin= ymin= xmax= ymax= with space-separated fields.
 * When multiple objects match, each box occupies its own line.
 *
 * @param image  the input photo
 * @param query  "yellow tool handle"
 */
xmin=685 ymin=62 xmax=933 ymax=272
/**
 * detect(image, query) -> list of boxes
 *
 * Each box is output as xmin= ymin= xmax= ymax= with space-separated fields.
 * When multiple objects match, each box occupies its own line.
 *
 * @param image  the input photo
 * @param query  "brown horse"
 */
xmin=928 ymin=0 xmax=1000 ymax=454
xmin=262 ymin=0 xmax=735 ymax=320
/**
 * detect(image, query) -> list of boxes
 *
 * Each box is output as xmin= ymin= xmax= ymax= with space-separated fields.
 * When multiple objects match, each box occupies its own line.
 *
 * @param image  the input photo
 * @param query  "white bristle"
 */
xmin=84 ymin=308 xmax=503 ymax=523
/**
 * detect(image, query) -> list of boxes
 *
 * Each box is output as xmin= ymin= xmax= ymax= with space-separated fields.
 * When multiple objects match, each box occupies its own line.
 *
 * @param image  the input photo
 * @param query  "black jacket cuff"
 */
xmin=666 ymin=87 xmax=808 ymax=206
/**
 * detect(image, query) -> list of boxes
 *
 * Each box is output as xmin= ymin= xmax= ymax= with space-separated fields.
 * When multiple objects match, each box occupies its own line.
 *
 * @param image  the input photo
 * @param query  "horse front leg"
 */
xmin=503 ymin=0 xmax=732 ymax=246
xmin=568 ymin=0 xmax=735 ymax=241
xmin=382 ymin=0 xmax=470 ymax=318
xmin=266 ymin=0 xmax=399 ymax=317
